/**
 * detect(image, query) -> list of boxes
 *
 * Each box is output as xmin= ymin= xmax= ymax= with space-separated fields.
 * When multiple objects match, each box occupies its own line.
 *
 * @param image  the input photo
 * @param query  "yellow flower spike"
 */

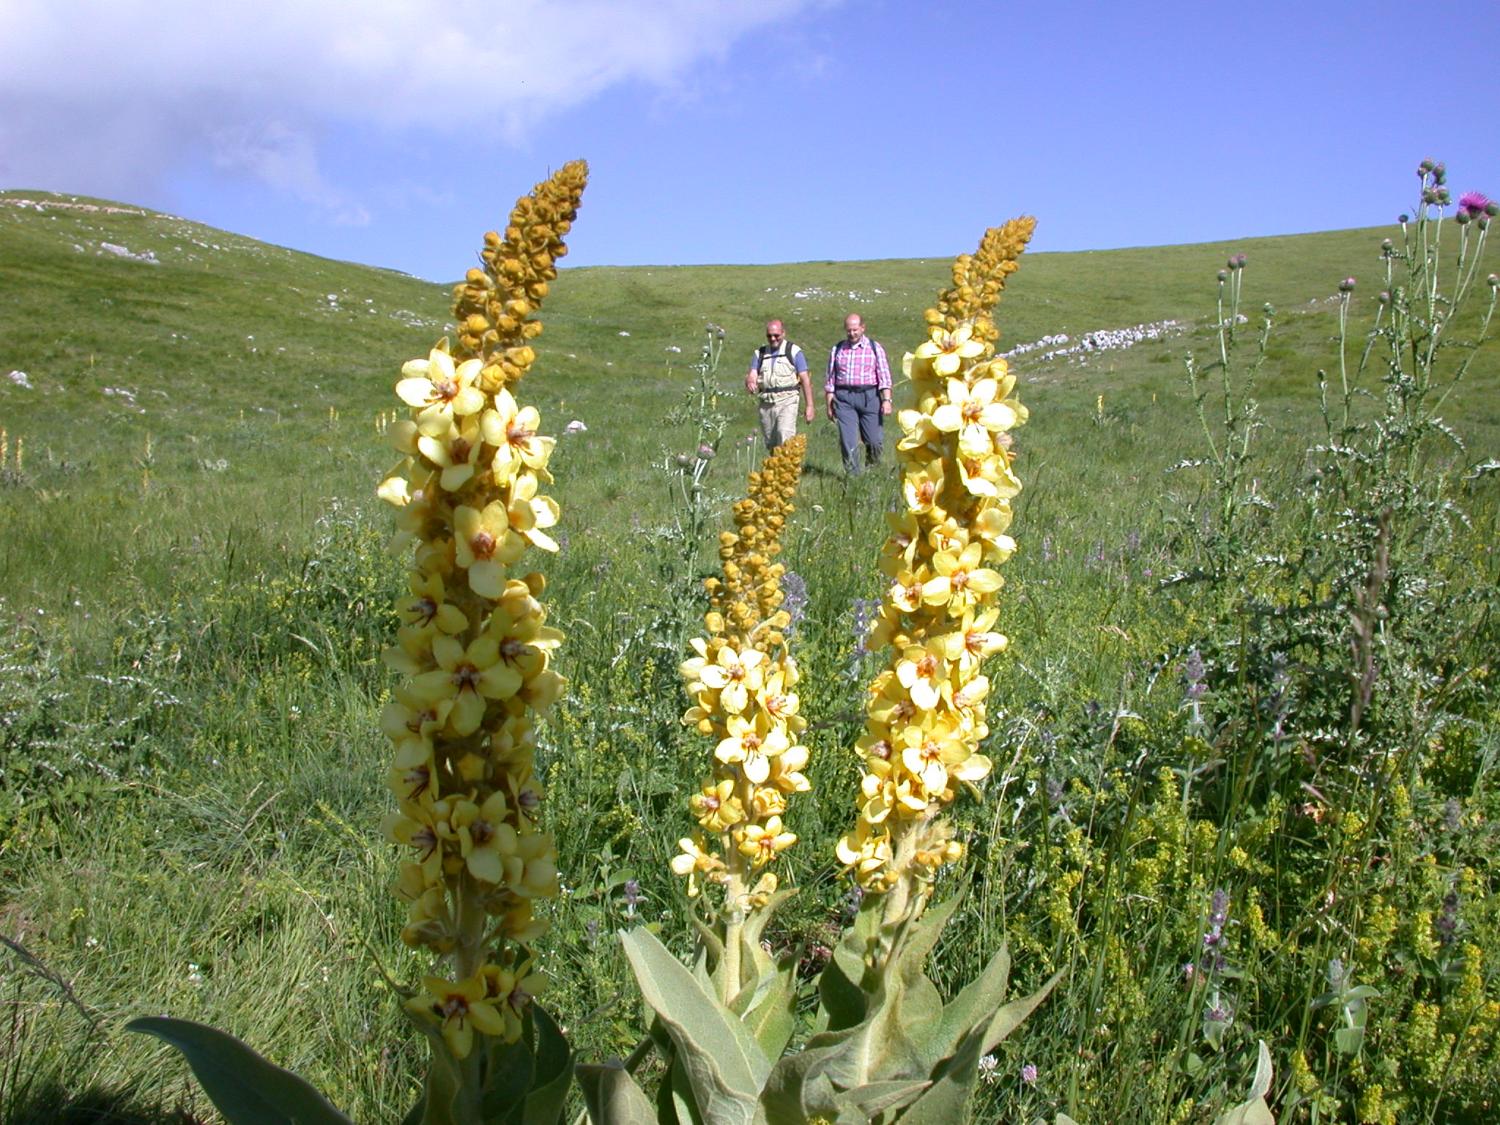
xmin=692 ymin=780 xmax=747 ymax=832
xmin=396 ymin=349 xmax=488 ymax=438
xmin=675 ymin=437 xmax=808 ymax=999
xmin=382 ymin=159 xmax=587 ymax=1068
xmin=902 ymin=459 xmax=947 ymax=516
xmin=836 ymin=219 xmax=1033 ymax=908
xmin=406 ymin=974 xmax=509 ymax=1058
xmin=921 ymin=541 xmax=1004 ymax=611
xmin=914 ymin=322 xmax=986 ymax=377
xmin=735 ymin=817 xmax=797 ymax=867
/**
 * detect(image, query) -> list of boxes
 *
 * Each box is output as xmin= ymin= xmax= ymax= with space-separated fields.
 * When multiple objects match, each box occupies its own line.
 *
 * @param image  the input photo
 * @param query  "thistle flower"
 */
xmin=675 ymin=436 xmax=807 ymax=983
xmin=379 ymin=161 xmax=586 ymax=1060
xmin=838 ymin=219 xmax=1034 ymax=924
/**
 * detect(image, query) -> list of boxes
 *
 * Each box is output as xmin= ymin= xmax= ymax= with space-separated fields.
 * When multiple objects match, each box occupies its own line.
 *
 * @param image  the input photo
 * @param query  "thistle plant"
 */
xmin=126 ymin=161 xmax=589 ymax=1125
xmin=588 ymin=223 xmax=1063 ymax=1125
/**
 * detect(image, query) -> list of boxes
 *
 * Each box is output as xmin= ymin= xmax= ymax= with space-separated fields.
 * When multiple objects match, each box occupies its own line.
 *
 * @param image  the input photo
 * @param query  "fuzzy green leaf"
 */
xmin=669 ymin=1050 xmax=706 ymax=1125
xmin=819 ymin=900 xmax=881 ymax=1033
xmin=126 ymin=1016 xmax=352 ymax=1125
xmin=734 ymin=964 xmax=798 ymax=1063
xmin=889 ymin=1019 xmax=985 ymax=1125
xmin=1213 ymin=1041 xmax=1276 ymax=1125
xmin=522 ymin=1005 xmax=574 ymax=1125
xmin=620 ymin=928 xmax=766 ymax=1124
xmin=761 ymin=1038 xmax=849 ymax=1124
xmin=480 ymin=1035 xmax=533 ymax=1121
xmin=924 ymin=941 xmax=1011 ymax=1065
xmin=833 ymin=1078 xmax=932 ymax=1117
xmin=576 ymin=1064 xmax=658 ymax=1125
xmin=890 ymin=894 xmax=962 ymax=983
xmin=982 ymin=969 xmax=1062 ymax=1056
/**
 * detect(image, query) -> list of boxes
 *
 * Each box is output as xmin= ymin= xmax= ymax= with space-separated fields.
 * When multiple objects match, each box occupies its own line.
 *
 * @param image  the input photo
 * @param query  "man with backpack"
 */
xmin=746 ymin=319 xmax=815 ymax=449
xmin=825 ymin=313 xmax=892 ymax=474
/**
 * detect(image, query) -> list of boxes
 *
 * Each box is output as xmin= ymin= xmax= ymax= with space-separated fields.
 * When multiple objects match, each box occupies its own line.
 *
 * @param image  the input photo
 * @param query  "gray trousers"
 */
xmin=832 ymin=386 xmax=883 ymax=473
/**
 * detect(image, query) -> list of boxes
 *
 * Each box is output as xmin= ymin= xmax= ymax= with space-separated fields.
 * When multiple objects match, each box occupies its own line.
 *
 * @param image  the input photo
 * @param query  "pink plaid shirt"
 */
xmin=824 ymin=337 xmax=892 ymax=394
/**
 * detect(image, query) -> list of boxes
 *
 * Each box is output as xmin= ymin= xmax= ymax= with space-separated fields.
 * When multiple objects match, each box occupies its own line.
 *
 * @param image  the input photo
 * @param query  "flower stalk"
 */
xmin=837 ymin=218 xmax=1036 ymax=951
xmin=378 ymin=162 xmax=586 ymax=1085
xmin=675 ymin=433 xmax=809 ymax=1002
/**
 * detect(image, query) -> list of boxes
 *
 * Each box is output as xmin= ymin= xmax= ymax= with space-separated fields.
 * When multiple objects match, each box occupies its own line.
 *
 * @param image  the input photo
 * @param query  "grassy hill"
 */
xmin=6 ymin=187 xmax=1491 ymax=612
xmin=1 ymin=188 xmax=1498 ymax=1123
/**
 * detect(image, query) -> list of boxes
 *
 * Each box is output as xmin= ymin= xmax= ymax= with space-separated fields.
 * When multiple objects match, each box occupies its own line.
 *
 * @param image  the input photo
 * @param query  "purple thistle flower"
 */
xmin=1459 ymin=191 xmax=1492 ymax=214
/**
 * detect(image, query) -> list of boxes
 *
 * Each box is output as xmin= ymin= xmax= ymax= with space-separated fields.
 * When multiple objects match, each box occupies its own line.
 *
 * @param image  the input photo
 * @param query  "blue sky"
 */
xmin=3 ymin=0 xmax=1495 ymax=281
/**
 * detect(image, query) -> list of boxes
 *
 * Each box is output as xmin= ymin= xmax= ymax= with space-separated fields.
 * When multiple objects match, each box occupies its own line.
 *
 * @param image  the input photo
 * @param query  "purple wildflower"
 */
xmin=622 ymin=878 xmax=645 ymax=917
xmin=781 ymin=570 xmax=809 ymax=635
xmin=1021 ymin=1063 xmax=1038 ymax=1085
xmin=1436 ymin=891 xmax=1460 ymax=946
xmin=849 ymin=597 xmax=880 ymax=659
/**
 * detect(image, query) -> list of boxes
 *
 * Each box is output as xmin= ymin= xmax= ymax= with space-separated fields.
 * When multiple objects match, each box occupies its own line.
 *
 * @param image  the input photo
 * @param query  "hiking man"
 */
xmin=825 ymin=313 xmax=892 ymax=473
xmin=746 ymin=319 xmax=815 ymax=449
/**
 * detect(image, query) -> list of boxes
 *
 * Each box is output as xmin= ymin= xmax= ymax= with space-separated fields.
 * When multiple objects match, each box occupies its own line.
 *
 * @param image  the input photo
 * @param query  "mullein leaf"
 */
xmin=520 ymin=1004 xmax=574 ymax=1125
xmin=981 ymin=970 xmax=1062 ymax=1056
xmin=126 ymin=1016 xmax=353 ymax=1125
xmin=1213 ymin=1041 xmax=1276 ymax=1125
xmin=924 ymin=940 xmax=1011 ymax=1065
xmin=735 ymin=964 xmax=797 ymax=1062
xmin=620 ymin=928 xmax=766 ymax=1123
xmin=831 ymin=1078 xmax=931 ymax=1117
xmin=479 ymin=1032 xmax=532 ymax=1121
xmin=575 ymin=1064 xmax=658 ymax=1125
xmin=882 ymin=1020 xmax=986 ymax=1125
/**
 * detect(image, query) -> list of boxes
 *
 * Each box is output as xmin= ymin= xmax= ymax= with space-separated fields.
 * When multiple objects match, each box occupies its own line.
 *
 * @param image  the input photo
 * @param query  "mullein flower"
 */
xmin=674 ymin=435 xmax=807 ymax=996
xmin=837 ymin=217 xmax=1035 ymax=925
xmin=379 ymin=161 xmax=587 ymax=1061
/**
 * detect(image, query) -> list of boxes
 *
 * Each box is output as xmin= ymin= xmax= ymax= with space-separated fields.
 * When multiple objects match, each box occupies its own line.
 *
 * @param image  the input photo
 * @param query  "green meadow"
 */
xmin=1 ymin=184 xmax=1497 ymax=1123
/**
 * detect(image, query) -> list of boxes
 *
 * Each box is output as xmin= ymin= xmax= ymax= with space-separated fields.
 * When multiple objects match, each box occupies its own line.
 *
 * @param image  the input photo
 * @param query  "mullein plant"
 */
xmin=674 ymin=433 xmax=809 ymax=1002
xmin=584 ymin=224 xmax=1068 ymax=1125
xmin=128 ymin=161 xmax=589 ymax=1125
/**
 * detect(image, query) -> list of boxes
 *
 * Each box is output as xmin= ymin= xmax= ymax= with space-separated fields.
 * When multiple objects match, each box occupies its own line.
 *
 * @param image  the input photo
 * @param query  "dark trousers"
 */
xmin=832 ymin=386 xmax=883 ymax=474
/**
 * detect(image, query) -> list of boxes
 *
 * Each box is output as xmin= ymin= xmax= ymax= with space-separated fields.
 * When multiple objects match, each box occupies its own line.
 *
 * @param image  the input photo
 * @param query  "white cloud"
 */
xmin=0 ymin=0 xmax=822 ymax=214
xmin=211 ymin=122 xmax=369 ymax=225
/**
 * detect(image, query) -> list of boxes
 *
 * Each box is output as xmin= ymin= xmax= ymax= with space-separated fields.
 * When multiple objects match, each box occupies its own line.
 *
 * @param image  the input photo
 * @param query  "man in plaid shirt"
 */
xmin=824 ymin=312 xmax=892 ymax=474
